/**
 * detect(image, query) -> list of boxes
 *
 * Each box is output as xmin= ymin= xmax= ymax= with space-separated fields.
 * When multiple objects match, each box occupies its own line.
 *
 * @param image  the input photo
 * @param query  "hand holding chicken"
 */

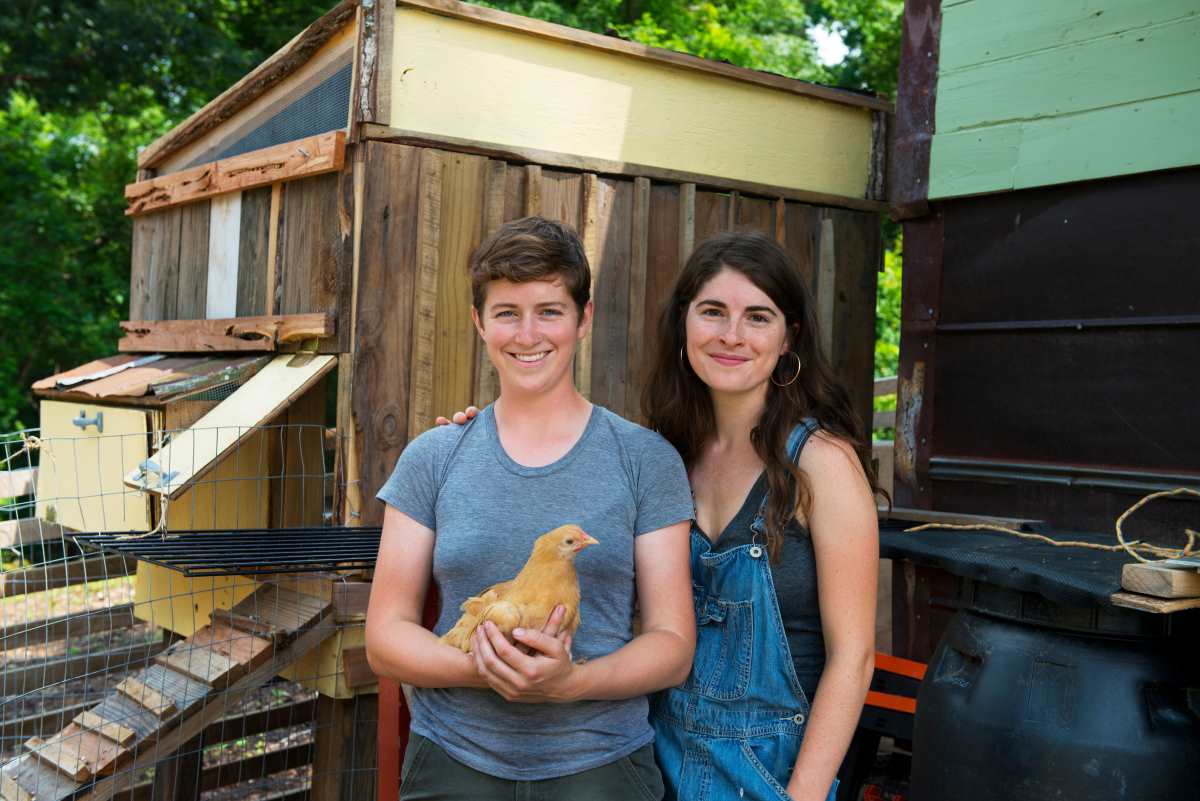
xmin=440 ymin=524 xmax=598 ymax=653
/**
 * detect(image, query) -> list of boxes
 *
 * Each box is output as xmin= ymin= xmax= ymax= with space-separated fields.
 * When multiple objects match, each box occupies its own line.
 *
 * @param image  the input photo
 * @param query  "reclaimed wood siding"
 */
xmin=930 ymin=0 xmax=1200 ymax=198
xmin=352 ymin=143 xmax=880 ymax=516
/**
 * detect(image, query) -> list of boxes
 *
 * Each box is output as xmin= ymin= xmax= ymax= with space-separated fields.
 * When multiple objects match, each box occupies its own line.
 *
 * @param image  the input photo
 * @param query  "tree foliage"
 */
xmin=0 ymin=0 xmax=900 ymax=432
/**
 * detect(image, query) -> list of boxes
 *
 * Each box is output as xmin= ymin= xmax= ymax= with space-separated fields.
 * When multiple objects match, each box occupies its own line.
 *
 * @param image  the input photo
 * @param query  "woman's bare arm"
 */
xmin=364 ymin=505 xmax=487 ymax=689
xmin=785 ymin=434 xmax=878 ymax=801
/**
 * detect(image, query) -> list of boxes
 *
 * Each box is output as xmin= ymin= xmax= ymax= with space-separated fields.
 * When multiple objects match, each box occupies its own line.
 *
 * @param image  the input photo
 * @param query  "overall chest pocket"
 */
xmin=683 ymin=589 xmax=754 ymax=700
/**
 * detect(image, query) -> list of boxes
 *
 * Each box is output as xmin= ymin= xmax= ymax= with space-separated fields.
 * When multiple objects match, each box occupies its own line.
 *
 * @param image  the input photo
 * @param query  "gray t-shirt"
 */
xmin=376 ymin=404 xmax=693 ymax=780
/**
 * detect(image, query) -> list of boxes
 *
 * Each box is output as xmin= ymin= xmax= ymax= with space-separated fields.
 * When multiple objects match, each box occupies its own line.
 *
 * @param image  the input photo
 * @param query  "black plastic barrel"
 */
xmin=911 ymin=609 xmax=1200 ymax=801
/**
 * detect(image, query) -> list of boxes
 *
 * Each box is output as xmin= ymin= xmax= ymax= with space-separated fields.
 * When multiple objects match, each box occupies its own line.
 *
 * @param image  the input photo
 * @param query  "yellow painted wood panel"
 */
xmin=132 ymin=567 xmax=257 ymax=638
xmin=35 ymin=402 xmax=151 ymax=533
xmin=390 ymin=9 xmax=873 ymax=199
xmin=280 ymin=623 xmax=366 ymax=699
xmin=165 ymin=429 xmax=272 ymax=531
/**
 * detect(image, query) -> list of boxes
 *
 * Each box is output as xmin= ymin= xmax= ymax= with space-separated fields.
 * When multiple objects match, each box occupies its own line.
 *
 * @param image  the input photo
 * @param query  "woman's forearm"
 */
xmin=366 ymin=617 xmax=487 ymax=690
xmin=561 ymin=627 xmax=693 ymax=701
xmin=785 ymin=648 xmax=874 ymax=801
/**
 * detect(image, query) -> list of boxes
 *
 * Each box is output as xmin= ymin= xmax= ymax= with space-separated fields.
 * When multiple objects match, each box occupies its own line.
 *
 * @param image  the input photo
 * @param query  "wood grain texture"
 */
xmin=279 ymin=171 xmax=350 ymax=351
xmin=129 ymin=209 xmax=182 ymax=321
xmin=236 ymin=186 xmax=273 ymax=316
xmin=588 ymin=177 xmax=634 ymax=415
xmin=575 ymin=173 xmax=601 ymax=398
xmin=1121 ymin=561 xmax=1200 ymax=599
xmin=473 ymin=160 xmax=508 ymax=408
xmin=643 ymin=183 xmax=681 ymax=372
xmin=1110 ymin=590 xmax=1200 ymax=614
xmin=539 ymin=169 xmax=584 ymax=231
xmin=433 ymin=152 xmax=487 ymax=420
xmin=889 ymin=0 xmax=940 ymax=218
xmin=176 ymin=200 xmax=211 ymax=319
xmin=694 ymin=190 xmax=732 ymax=244
xmin=826 ymin=208 xmax=880 ymax=432
xmin=781 ymin=202 xmax=821 ymax=291
xmin=736 ymin=195 xmax=774 ymax=237
xmin=278 ymin=380 xmax=326 ymax=528
xmin=72 ymin=712 xmax=136 ymax=749
xmin=118 ymin=313 xmax=334 ymax=353
xmin=114 ymin=677 xmax=177 ymax=719
xmin=127 ymin=132 xmax=346 ymax=215
xmin=206 ymin=192 xmax=242 ymax=318
xmin=625 ymin=177 xmax=650 ymax=423
xmin=352 ymin=143 xmax=421 ymax=524
xmin=407 ymin=149 xmax=444 ymax=443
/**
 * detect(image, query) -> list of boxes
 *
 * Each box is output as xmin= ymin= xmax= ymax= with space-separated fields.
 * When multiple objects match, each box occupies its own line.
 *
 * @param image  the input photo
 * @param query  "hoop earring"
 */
xmin=680 ymin=345 xmax=691 ymax=372
xmin=771 ymin=351 xmax=801 ymax=387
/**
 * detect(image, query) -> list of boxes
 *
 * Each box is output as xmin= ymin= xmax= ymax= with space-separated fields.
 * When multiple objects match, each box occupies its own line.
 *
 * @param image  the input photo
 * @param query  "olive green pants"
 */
xmin=399 ymin=734 xmax=664 ymax=801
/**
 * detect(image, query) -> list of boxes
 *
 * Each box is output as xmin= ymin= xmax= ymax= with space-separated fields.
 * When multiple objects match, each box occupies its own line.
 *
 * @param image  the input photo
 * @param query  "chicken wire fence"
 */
xmin=1 ymin=424 xmax=379 ymax=801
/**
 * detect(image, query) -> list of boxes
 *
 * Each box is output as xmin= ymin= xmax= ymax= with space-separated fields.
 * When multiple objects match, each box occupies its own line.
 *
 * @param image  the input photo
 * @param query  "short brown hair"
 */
xmin=468 ymin=216 xmax=591 ymax=316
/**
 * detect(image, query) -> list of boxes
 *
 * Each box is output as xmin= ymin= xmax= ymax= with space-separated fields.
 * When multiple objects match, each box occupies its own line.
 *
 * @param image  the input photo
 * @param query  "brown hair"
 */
xmin=468 ymin=216 xmax=591 ymax=317
xmin=642 ymin=231 xmax=877 ymax=562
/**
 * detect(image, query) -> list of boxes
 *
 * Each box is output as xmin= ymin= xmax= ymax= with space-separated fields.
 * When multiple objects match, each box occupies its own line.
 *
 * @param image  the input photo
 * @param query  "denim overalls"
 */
xmin=652 ymin=420 xmax=838 ymax=801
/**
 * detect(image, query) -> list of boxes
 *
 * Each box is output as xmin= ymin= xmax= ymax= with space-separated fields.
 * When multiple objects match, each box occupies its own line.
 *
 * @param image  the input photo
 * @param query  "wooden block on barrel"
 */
xmin=1121 ymin=561 xmax=1200 ymax=599
xmin=114 ymin=676 xmax=177 ymax=718
xmin=73 ymin=709 xmax=137 ymax=747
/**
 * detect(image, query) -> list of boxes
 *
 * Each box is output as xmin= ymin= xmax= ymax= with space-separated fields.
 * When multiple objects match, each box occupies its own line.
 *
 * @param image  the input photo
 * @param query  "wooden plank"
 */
xmin=27 ymin=723 xmax=130 ymax=779
xmin=126 ymin=131 xmax=347 ymax=215
xmin=278 ymin=381 xmax=326 ymax=528
xmin=643 ymin=182 xmax=681 ymax=370
xmin=537 ymin=169 xmax=584 ymax=232
xmin=236 ymin=186 xmax=273 ymax=316
xmin=114 ymin=677 xmax=178 ymax=719
xmin=433 ymin=152 xmax=487 ymax=422
xmin=1 ymin=640 xmax=167 ymax=698
xmin=930 ymin=90 xmax=1200 ymax=199
xmin=694 ymin=190 xmax=732 ymax=243
xmin=129 ymin=209 xmax=183 ymax=322
xmin=1121 ymin=561 xmax=1200 ymax=599
xmin=830 ymin=209 xmax=881 ymax=433
xmin=473 ymin=159 xmax=508 ymax=408
xmin=279 ymin=172 xmax=349 ymax=352
xmin=123 ymin=354 xmax=335 ymax=499
xmin=332 ymin=581 xmax=372 ymax=621
xmin=0 ymin=467 xmax=36 ymax=497
xmin=575 ymin=173 xmax=601 ymax=399
xmin=76 ymin=616 xmax=337 ymax=801
xmin=588 ymin=177 xmax=634 ymax=416
xmin=264 ymin=183 xmax=284 ymax=315
xmin=154 ymin=643 xmax=240 ymax=688
xmin=937 ymin=13 xmax=1200 ymax=135
xmin=622 ymin=177 xmax=650 ymax=423
xmin=392 ymin=0 xmax=890 ymax=111
xmin=353 ymin=143 xmax=421 ymax=524
xmin=781 ymin=202 xmax=820 ymax=291
xmin=118 ymin=313 xmax=334 ymax=353
xmin=736 ymin=195 xmax=774 ymax=236
xmin=0 ymin=518 xmax=68 ymax=549
xmin=340 ymin=645 xmax=377 ymax=689
xmin=1110 ymin=591 xmax=1200 ymax=614
xmin=176 ymin=200 xmax=211 ymax=319
xmin=73 ymin=711 xmax=137 ymax=748
xmin=407 ymin=149 xmax=444 ymax=442
xmin=205 ymin=193 xmax=242 ymax=318
xmin=678 ymin=183 xmax=696 ymax=262
xmin=365 ymin=125 xmax=888 ymax=215
xmin=310 ymin=694 xmax=377 ymax=801
xmin=190 ymin=622 xmax=274 ymax=670
xmin=816 ymin=216 xmax=837 ymax=359
xmin=137 ymin=2 xmax=356 ymax=169
xmin=24 ymin=732 xmax=92 ymax=782
xmin=1 ymin=603 xmax=135 ymax=646
xmin=223 ymin=584 xmax=331 ymax=635
xmin=0 ymin=554 xmax=134 ymax=598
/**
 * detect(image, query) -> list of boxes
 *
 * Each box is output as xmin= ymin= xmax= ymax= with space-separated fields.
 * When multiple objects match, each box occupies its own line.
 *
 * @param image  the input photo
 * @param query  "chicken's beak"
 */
xmin=574 ymin=533 xmax=599 ymax=552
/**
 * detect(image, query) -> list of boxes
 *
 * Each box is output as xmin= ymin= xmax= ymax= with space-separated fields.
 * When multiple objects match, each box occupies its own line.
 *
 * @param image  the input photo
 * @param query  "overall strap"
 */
xmin=751 ymin=418 xmax=821 ymax=537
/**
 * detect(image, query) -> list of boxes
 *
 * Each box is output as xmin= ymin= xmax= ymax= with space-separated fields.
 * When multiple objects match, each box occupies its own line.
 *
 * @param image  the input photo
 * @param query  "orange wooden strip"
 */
xmin=865 ymin=690 xmax=917 ymax=715
xmin=874 ymin=651 xmax=928 ymax=681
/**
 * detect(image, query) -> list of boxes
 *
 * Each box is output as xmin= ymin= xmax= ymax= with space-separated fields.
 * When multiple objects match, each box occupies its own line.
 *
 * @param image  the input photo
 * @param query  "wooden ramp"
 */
xmin=1 ymin=585 xmax=332 ymax=801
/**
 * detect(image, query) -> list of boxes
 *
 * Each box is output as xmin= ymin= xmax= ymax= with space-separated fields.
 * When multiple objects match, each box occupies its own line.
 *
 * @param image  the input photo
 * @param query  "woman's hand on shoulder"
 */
xmin=435 ymin=406 xmax=479 ymax=427
xmin=470 ymin=605 xmax=580 ymax=703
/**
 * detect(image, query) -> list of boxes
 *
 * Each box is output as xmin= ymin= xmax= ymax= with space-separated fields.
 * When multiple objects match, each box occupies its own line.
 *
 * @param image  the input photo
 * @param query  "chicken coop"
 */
xmin=2 ymin=1 xmax=891 ymax=799
xmin=880 ymin=0 xmax=1200 ymax=799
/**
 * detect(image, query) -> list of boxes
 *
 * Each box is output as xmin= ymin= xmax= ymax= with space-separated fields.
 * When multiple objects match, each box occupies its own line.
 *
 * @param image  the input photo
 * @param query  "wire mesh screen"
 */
xmin=1 ymin=422 xmax=379 ymax=801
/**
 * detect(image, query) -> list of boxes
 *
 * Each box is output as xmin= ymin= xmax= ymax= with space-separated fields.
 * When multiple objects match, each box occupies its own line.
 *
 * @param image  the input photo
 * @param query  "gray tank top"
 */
xmin=706 ymin=435 xmax=826 ymax=697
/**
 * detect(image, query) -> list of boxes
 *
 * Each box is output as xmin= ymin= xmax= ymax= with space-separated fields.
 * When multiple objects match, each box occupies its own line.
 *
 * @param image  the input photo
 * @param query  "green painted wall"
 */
xmin=929 ymin=0 xmax=1200 ymax=199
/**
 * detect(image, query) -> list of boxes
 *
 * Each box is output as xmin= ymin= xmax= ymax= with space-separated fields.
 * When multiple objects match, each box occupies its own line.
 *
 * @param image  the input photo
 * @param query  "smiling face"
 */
xmin=472 ymin=276 xmax=593 ymax=399
xmin=684 ymin=267 xmax=791 ymax=398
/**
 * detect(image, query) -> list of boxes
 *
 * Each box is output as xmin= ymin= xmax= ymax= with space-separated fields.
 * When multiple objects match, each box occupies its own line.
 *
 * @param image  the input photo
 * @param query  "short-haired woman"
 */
xmin=365 ymin=217 xmax=696 ymax=800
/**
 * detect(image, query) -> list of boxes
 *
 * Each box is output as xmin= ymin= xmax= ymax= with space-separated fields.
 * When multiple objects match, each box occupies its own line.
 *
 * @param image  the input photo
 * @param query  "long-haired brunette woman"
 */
xmin=645 ymin=231 xmax=879 ymax=801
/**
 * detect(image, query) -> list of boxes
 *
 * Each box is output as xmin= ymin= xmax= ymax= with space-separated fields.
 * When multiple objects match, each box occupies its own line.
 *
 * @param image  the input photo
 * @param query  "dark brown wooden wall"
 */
xmin=897 ymin=166 xmax=1200 ymax=535
xmin=351 ymin=141 xmax=881 ymax=524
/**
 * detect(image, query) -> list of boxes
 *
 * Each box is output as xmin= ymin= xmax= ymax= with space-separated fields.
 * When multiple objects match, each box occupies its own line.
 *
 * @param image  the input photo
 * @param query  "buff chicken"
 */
xmin=440 ymin=524 xmax=598 ymax=653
